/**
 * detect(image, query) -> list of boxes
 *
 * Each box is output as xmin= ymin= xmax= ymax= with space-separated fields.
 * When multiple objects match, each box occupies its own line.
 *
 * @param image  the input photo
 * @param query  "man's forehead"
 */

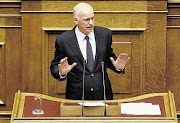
xmin=80 ymin=12 xmax=94 ymax=18
xmin=83 ymin=14 xmax=94 ymax=18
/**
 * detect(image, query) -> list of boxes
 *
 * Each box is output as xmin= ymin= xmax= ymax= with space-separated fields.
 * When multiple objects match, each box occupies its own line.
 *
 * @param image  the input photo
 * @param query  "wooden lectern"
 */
xmin=11 ymin=90 xmax=178 ymax=123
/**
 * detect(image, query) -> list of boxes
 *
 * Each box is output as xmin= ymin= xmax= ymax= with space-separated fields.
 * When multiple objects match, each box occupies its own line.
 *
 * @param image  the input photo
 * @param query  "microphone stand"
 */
xmin=101 ymin=61 xmax=107 ymax=117
xmin=81 ymin=59 xmax=86 ymax=117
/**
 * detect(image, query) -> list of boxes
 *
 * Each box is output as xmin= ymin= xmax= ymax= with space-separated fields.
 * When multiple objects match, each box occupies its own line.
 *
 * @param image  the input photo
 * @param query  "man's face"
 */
xmin=74 ymin=11 xmax=94 ymax=35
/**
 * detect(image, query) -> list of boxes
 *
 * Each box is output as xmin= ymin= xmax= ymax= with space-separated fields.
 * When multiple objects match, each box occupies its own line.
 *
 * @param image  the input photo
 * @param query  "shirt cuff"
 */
xmin=59 ymin=72 xmax=67 ymax=79
xmin=116 ymin=67 xmax=125 ymax=71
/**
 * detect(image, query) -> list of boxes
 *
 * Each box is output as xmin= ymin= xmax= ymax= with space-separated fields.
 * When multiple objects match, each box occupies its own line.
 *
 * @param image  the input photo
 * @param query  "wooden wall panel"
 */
xmin=146 ymin=1 xmax=167 ymax=94
xmin=0 ymin=111 xmax=11 ymax=123
xmin=0 ymin=119 xmax=10 ymax=123
xmin=22 ymin=13 xmax=42 ymax=93
xmin=147 ymin=1 xmax=167 ymax=11
xmin=0 ymin=1 xmax=21 ymax=15
xmin=110 ymin=42 xmax=132 ymax=94
xmin=21 ymin=1 xmax=147 ymax=11
xmin=42 ymin=14 xmax=75 ymax=28
xmin=167 ymin=28 xmax=180 ymax=111
xmin=0 ymin=0 xmax=20 ymax=1
xmin=47 ymin=31 xmax=66 ymax=98
xmin=168 ymin=0 xmax=180 ymax=3
xmin=5 ymin=18 xmax=21 ymax=26
xmin=110 ymin=31 xmax=146 ymax=99
xmin=4 ymin=28 xmax=22 ymax=111
xmin=167 ymin=3 xmax=180 ymax=112
xmin=42 ymin=13 xmax=147 ymax=28
xmin=0 ymin=8 xmax=20 ymax=14
xmin=95 ymin=14 xmax=147 ymax=28
xmin=168 ymin=18 xmax=180 ymax=26
xmin=0 ymin=1 xmax=22 ymax=111
xmin=0 ymin=28 xmax=22 ymax=111
xmin=146 ymin=14 xmax=167 ymax=93
xmin=0 ymin=43 xmax=5 ymax=105
xmin=168 ymin=8 xmax=180 ymax=15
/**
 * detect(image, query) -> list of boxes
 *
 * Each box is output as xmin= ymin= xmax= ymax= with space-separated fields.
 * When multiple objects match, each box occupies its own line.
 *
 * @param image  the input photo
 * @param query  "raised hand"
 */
xmin=58 ymin=57 xmax=77 ymax=75
xmin=110 ymin=53 xmax=130 ymax=70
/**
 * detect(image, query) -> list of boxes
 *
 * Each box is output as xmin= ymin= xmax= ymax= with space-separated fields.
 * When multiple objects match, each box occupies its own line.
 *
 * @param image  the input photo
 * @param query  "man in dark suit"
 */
xmin=50 ymin=2 xmax=130 ymax=100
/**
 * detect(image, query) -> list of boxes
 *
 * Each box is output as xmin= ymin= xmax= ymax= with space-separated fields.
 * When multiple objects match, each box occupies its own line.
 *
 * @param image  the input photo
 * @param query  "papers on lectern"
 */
xmin=78 ymin=102 xmax=109 ymax=107
xmin=121 ymin=102 xmax=161 ymax=115
xmin=0 ymin=99 xmax=3 ymax=104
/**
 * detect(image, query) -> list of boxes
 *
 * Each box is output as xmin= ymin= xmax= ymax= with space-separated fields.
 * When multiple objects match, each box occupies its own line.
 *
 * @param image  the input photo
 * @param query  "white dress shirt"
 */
xmin=75 ymin=26 xmax=96 ymax=61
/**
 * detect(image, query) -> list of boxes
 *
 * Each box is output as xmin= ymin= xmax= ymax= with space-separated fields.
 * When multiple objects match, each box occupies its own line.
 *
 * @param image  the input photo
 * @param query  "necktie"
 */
xmin=85 ymin=36 xmax=94 ymax=72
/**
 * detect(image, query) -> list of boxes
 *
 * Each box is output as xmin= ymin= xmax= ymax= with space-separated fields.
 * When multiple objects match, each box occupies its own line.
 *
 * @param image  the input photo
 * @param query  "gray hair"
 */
xmin=73 ymin=2 xmax=93 ymax=19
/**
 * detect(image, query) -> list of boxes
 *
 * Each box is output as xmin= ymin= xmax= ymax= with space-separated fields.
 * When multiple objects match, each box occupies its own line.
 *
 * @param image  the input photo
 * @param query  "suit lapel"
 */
xmin=93 ymin=27 xmax=103 ymax=71
xmin=67 ymin=27 xmax=84 ymax=64
xmin=67 ymin=27 xmax=93 ymax=72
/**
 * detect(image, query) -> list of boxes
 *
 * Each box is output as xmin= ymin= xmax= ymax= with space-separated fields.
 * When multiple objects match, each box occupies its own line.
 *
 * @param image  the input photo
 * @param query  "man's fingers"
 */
xmin=60 ymin=57 xmax=68 ymax=64
xmin=58 ymin=64 xmax=63 ymax=69
xmin=123 ymin=54 xmax=128 ymax=60
xmin=119 ymin=53 xmax=126 ymax=59
xmin=119 ymin=53 xmax=123 ymax=59
xmin=70 ymin=62 xmax=77 ymax=69
xmin=60 ymin=59 xmax=65 ymax=64
xmin=127 ymin=57 xmax=130 ymax=61
xmin=110 ymin=57 xmax=115 ymax=64
xmin=64 ymin=57 xmax=68 ymax=62
xmin=120 ymin=53 xmax=125 ymax=59
xmin=119 ymin=53 xmax=129 ymax=60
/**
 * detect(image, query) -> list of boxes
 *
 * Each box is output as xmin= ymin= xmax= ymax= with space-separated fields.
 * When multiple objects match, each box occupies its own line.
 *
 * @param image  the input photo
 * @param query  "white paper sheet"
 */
xmin=0 ymin=99 xmax=3 ymax=104
xmin=121 ymin=102 xmax=161 ymax=115
xmin=78 ymin=102 xmax=109 ymax=107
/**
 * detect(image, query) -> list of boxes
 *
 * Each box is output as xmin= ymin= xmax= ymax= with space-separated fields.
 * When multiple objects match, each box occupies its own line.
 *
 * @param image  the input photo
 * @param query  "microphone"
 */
xmin=81 ymin=59 xmax=86 ymax=117
xmin=101 ymin=61 xmax=107 ymax=117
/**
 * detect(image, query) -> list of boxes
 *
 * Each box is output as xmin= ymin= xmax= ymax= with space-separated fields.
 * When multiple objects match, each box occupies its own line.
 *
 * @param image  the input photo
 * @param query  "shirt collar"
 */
xmin=75 ymin=26 xmax=94 ymax=43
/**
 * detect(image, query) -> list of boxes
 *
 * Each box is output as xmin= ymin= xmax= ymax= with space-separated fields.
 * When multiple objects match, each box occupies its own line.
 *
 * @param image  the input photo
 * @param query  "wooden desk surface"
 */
xmin=22 ymin=96 xmax=166 ymax=117
xmin=11 ymin=91 xmax=178 ymax=123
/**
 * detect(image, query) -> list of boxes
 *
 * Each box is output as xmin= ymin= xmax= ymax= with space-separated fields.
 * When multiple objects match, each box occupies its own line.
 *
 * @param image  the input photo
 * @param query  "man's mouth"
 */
xmin=87 ymin=25 xmax=94 ymax=28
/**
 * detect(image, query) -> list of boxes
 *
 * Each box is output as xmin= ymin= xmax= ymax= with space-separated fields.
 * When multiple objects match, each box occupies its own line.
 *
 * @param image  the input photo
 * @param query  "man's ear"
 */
xmin=73 ymin=17 xmax=78 ymax=25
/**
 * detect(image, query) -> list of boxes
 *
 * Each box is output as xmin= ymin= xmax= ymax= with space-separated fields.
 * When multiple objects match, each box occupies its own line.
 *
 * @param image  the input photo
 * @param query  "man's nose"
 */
xmin=89 ymin=19 xmax=93 ymax=24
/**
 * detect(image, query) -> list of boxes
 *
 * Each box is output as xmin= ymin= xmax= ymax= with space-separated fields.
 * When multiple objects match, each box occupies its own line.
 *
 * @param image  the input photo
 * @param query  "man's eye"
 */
xmin=84 ymin=18 xmax=94 ymax=21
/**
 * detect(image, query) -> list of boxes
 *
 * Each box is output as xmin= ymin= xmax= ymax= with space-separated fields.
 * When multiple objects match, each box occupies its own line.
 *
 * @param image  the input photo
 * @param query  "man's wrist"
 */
xmin=59 ymin=72 xmax=67 ymax=79
xmin=116 ymin=67 xmax=125 ymax=71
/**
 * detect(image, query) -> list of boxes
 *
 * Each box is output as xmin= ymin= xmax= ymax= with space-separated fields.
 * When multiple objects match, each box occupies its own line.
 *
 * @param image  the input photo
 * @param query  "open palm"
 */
xmin=110 ymin=53 xmax=130 ymax=69
xmin=58 ymin=57 xmax=77 ymax=75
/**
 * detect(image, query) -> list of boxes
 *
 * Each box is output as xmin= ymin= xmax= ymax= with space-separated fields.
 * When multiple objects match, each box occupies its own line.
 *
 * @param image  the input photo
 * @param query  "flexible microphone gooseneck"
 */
xmin=81 ymin=59 xmax=86 ymax=117
xmin=101 ymin=61 xmax=107 ymax=117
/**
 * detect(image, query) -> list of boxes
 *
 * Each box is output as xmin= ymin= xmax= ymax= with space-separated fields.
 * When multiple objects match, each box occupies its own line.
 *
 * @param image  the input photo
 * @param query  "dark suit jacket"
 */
xmin=50 ymin=26 xmax=125 ymax=100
